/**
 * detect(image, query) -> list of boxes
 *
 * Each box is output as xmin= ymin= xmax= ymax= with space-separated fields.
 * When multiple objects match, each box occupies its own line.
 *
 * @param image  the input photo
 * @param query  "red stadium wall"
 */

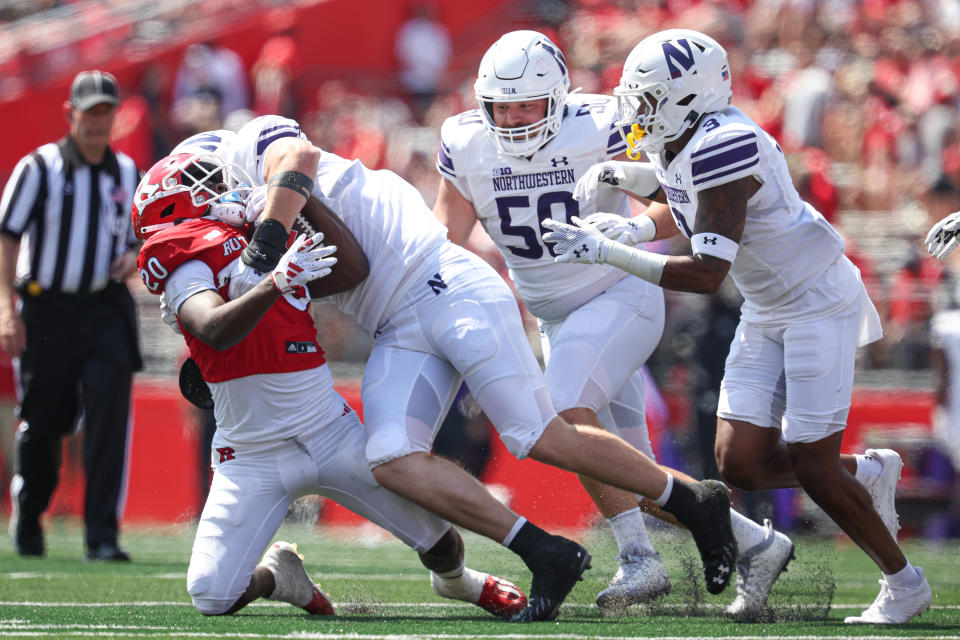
xmin=0 ymin=0 xmax=513 ymax=180
xmin=20 ymin=381 xmax=937 ymax=531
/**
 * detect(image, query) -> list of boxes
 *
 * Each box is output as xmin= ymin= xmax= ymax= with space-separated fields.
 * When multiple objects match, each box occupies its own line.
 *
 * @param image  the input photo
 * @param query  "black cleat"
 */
xmin=85 ymin=543 xmax=131 ymax=562
xmin=688 ymin=479 xmax=737 ymax=594
xmin=10 ymin=502 xmax=44 ymax=557
xmin=511 ymin=535 xmax=591 ymax=622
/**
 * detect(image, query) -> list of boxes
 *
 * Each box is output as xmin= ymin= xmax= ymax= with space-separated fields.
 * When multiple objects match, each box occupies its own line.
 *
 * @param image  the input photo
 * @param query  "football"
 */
xmin=290 ymin=199 xmax=332 ymax=299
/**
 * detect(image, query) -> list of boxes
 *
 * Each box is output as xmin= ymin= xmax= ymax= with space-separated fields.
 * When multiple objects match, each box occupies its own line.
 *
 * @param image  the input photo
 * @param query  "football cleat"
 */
xmin=844 ymin=567 xmax=932 ymax=624
xmin=511 ymin=535 xmax=591 ymax=622
xmin=861 ymin=448 xmax=902 ymax=540
xmin=259 ymin=541 xmax=335 ymax=615
xmin=726 ymin=519 xmax=794 ymax=620
xmin=477 ymin=574 xmax=528 ymax=617
xmin=431 ymin=568 xmax=527 ymax=617
xmin=9 ymin=478 xmax=44 ymax=557
xmin=596 ymin=545 xmax=671 ymax=611
xmin=686 ymin=480 xmax=738 ymax=595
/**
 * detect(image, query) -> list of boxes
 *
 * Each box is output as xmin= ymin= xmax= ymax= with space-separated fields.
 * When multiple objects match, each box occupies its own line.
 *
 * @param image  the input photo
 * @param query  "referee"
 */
xmin=0 ymin=70 xmax=142 ymax=561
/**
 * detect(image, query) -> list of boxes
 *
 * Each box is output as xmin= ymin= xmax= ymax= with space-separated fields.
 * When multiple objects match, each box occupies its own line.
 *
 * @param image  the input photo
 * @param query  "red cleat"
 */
xmin=477 ymin=574 xmax=527 ymax=617
xmin=303 ymin=584 xmax=336 ymax=616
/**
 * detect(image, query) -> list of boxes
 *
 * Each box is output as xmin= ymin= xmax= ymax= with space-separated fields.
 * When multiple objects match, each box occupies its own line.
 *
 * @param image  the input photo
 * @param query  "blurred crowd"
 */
xmin=6 ymin=0 xmax=960 ymax=382
xmin=36 ymin=0 xmax=948 ymax=386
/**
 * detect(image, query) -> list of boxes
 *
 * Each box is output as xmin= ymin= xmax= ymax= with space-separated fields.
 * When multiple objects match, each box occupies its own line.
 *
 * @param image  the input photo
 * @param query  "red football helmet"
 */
xmin=131 ymin=152 xmax=252 ymax=241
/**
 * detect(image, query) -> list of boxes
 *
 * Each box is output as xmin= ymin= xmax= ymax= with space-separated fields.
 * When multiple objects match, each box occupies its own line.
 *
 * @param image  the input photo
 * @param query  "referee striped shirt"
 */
xmin=0 ymin=136 xmax=139 ymax=295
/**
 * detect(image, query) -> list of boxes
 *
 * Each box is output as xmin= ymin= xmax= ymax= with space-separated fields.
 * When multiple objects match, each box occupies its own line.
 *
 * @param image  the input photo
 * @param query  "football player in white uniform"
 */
xmin=219 ymin=113 xmax=740 ymax=621
xmin=544 ymin=29 xmax=933 ymax=624
xmin=133 ymin=152 xmax=529 ymax=619
xmin=434 ymin=29 xmax=796 ymax=615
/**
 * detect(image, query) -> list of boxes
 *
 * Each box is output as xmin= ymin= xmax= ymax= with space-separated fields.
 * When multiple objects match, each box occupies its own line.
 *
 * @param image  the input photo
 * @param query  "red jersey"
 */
xmin=138 ymin=218 xmax=325 ymax=382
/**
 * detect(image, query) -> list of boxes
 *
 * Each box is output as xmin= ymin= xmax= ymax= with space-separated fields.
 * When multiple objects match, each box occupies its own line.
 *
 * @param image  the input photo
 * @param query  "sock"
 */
xmin=607 ymin=506 xmax=654 ymax=553
xmin=434 ymin=559 xmax=466 ymax=580
xmin=855 ymin=454 xmax=882 ymax=484
xmin=661 ymin=477 xmax=698 ymax=522
xmin=501 ymin=517 xmax=527 ymax=547
xmin=729 ymin=510 xmax=767 ymax=552
xmin=884 ymin=560 xmax=920 ymax=588
xmin=653 ymin=473 xmax=674 ymax=507
xmin=431 ymin=565 xmax=485 ymax=603
xmin=506 ymin=520 xmax=550 ymax=565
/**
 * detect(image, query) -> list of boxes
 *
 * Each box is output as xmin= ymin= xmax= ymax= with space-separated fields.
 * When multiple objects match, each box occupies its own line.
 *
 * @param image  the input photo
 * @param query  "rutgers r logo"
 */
xmin=216 ymin=447 xmax=236 ymax=463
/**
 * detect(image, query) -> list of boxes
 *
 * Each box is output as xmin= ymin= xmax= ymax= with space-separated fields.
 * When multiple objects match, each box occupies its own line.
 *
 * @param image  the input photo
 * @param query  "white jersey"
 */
xmin=438 ymin=94 xmax=634 ymax=320
xmin=225 ymin=115 xmax=449 ymax=333
xmin=648 ymin=106 xmax=846 ymax=322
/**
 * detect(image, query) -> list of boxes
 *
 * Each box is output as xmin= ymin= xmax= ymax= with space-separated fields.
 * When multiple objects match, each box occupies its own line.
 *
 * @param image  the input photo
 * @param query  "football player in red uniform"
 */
xmin=132 ymin=152 xmax=528 ymax=618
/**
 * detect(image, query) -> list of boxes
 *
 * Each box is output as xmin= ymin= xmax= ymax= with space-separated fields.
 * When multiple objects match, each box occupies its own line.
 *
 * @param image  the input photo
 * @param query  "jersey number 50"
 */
xmin=496 ymin=191 xmax=579 ymax=259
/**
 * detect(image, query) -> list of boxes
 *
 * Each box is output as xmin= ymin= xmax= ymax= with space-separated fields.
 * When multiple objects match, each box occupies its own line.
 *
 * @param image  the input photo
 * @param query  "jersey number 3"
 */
xmin=495 ymin=191 xmax=579 ymax=259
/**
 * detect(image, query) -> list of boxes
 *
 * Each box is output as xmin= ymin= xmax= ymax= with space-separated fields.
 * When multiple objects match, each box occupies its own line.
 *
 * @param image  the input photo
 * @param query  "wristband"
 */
xmin=691 ymin=233 xmax=739 ymax=263
xmin=241 ymin=218 xmax=288 ymax=271
xmin=268 ymin=170 xmax=314 ymax=199
xmin=604 ymin=241 xmax=667 ymax=285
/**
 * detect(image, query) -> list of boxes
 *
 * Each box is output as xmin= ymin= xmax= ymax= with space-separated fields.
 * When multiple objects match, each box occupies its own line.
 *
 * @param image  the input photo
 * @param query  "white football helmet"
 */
xmin=615 ymin=29 xmax=732 ymax=155
xmin=474 ymin=30 xmax=570 ymax=157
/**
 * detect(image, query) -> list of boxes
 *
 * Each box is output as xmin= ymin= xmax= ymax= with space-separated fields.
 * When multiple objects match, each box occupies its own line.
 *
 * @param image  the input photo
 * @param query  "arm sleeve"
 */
xmin=165 ymin=259 xmax=218 ymax=316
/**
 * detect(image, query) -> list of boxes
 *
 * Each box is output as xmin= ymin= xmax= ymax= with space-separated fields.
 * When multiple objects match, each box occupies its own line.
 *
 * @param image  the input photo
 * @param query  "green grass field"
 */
xmin=2 ymin=517 xmax=959 ymax=639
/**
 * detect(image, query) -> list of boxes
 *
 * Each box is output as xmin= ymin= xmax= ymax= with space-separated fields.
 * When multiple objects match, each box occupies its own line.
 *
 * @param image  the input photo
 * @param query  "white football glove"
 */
xmin=243 ymin=184 xmax=269 ymax=224
xmin=542 ymin=216 xmax=610 ymax=264
xmin=572 ymin=161 xmax=660 ymax=203
xmin=926 ymin=210 xmax=960 ymax=260
xmin=271 ymin=232 xmax=337 ymax=298
xmin=581 ymin=212 xmax=656 ymax=246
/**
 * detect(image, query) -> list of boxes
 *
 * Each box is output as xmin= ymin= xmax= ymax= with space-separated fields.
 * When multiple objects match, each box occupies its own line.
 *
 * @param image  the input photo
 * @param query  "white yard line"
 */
xmin=1 ymin=628 xmax=959 ymax=640
xmin=1 ymin=600 xmax=959 ymax=610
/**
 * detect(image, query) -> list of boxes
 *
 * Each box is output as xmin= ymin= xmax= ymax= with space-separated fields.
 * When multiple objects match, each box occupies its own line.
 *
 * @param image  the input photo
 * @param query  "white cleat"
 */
xmin=726 ymin=519 xmax=794 ymax=621
xmin=844 ymin=567 xmax=932 ymax=624
xmin=861 ymin=448 xmax=903 ymax=540
xmin=596 ymin=545 xmax=671 ymax=611
xmin=259 ymin=541 xmax=335 ymax=615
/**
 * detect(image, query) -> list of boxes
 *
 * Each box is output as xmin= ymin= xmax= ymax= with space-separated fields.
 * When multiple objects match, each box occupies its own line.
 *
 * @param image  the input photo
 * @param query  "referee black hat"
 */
xmin=70 ymin=70 xmax=119 ymax=111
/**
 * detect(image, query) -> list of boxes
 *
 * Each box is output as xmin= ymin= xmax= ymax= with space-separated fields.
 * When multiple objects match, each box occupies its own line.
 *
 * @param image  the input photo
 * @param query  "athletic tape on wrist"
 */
xmin=604 ymin=241 xmax=667 ymax=285
xmin=691 ymin=233 xmax=739 ymax=263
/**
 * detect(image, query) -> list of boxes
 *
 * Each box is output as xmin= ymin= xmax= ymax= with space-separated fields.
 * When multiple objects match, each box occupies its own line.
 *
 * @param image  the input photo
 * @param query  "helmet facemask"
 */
xmin=180 ymin=155 xmax=253 ymax=228
xmin=133 ymin=153 xmax=254 ymax=240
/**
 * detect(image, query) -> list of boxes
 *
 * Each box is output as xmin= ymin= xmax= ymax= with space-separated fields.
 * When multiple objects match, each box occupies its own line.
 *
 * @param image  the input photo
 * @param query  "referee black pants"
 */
xmin=12 ymin=282 xmax=140 ymax=551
